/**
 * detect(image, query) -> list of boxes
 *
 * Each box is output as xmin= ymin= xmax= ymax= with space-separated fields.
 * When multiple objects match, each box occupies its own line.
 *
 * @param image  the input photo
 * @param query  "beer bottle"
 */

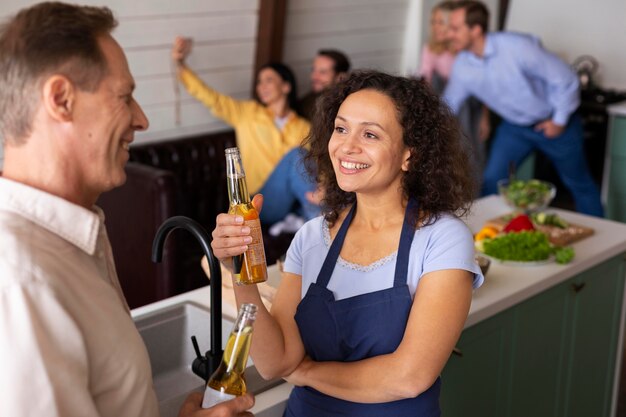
xmin=202 ymin=303 xmax=258 ymax=408
xmin=225 ymin=147 xmax=268 ymax=285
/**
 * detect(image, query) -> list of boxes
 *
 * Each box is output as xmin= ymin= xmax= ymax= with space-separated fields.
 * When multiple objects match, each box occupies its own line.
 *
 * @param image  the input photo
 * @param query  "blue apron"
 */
xmin=284 ymin=200 xmax=441 ymax=417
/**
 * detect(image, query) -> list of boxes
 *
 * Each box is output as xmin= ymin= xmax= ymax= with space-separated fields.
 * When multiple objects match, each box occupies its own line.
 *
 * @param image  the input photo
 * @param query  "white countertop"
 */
xmin=608 ymin=101 xmax=626 ymax=116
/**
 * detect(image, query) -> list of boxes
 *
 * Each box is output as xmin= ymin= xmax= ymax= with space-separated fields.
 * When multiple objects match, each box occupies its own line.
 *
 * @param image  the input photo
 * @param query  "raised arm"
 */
xmin=172 ymin=36 xmax=247 ymax=126
xmin=210 ymin=195 xmax=306 ymax=379
xmin=285 ymin=268 xmax=473 ymax=403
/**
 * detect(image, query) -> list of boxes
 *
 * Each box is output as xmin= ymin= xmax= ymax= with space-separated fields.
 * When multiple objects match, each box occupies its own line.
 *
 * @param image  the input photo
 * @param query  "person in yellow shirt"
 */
xmin=172 ymin=37 xmax=317 ymax=225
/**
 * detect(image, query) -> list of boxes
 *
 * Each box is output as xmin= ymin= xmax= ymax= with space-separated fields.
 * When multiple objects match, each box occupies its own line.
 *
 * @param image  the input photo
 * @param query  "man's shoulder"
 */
xmin=491 ymin=31 xmax=541 ymax=49
xmin=0 ymin=238 xmax=36 ymax=290
xmin=0 ymin=211 xmax=60 ymax=288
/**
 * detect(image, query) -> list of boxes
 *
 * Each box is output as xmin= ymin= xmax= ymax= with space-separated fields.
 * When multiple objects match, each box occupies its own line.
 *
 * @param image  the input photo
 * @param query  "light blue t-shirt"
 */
xmin=283 ymin=214 xmax=484 ymax=300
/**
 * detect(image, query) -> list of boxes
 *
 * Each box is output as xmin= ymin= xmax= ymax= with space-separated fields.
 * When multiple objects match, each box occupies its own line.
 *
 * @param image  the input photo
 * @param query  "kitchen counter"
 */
xmin=133 ymin=195 xmax=626 ymax=416
xmin=465 ymin=195 xmax=626 ymax=327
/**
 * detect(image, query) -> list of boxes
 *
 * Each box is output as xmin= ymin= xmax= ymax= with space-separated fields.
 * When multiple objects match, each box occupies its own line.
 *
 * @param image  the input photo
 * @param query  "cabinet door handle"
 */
xmin=452 ymin=347 xmax=463 ymax=357
xmin=571 ymin=282 xmax=586 ymax=293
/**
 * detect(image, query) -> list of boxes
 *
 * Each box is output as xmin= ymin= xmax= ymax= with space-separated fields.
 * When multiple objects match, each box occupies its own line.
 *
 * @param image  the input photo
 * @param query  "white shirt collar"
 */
xmin=0 ymin=177 xmax=102 ymax=255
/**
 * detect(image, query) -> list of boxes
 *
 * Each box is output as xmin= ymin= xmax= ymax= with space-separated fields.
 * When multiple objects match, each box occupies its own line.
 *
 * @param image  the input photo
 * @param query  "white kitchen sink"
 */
xmin=135 ymin=301 xmax=287 ymax=417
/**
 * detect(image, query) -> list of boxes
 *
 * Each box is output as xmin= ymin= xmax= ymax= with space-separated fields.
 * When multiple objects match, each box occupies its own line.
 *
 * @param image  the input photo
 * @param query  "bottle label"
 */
xmin=201 ymin=386 xmax=237 ymax=409
xmin=245 ymin=219 xmax=266 ymax=266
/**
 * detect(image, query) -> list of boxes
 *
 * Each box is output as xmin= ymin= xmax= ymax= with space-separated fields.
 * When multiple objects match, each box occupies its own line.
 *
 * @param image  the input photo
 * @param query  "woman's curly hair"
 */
xmin=304 ymin=70 xmax=477 ymax=227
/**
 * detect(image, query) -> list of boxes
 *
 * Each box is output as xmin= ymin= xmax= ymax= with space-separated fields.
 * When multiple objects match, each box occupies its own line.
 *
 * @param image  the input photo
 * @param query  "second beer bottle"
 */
xmin=202 ymin=303 xmax=258 ymax=408
xmin=225 ymin=147 xmax=268 ymax=285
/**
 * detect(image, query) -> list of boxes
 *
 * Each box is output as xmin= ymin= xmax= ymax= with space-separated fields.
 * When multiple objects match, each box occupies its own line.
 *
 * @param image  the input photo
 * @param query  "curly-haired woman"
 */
xmin=211 ymin=70 xmax=484 ymax=416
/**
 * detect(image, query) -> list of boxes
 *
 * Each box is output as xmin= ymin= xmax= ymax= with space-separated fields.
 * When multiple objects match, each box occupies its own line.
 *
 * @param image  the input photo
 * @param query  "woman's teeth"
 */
xmin=341 ymin=161 xmax=369 ymax=170
xmin=121 ymin=142 xmax=130 ymax=151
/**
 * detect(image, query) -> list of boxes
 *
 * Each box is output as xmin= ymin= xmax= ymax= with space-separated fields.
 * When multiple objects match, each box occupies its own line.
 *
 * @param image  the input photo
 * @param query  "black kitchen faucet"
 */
xmin=151 ymin=216 xmax=222 ymax=382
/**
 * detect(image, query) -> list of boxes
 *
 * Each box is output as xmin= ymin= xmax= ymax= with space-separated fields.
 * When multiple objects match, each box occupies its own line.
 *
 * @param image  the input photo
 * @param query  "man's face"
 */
xmin=71 ymin=35 xmax=148 ymax=199
xmin=310 ymin=55 xmax=338 ymax=93
xmin=447 ymin=9 xmax=474 ymax=53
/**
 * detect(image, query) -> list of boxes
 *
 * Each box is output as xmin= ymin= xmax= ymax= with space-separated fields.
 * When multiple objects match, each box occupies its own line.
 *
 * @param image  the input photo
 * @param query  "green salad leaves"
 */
xmin=482 ymin=230 xmax=575 ymax=264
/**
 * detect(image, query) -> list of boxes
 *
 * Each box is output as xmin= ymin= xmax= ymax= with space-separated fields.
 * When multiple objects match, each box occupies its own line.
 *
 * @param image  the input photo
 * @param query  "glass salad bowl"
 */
xmin=497 ymin=179 xmax=556 ymax=213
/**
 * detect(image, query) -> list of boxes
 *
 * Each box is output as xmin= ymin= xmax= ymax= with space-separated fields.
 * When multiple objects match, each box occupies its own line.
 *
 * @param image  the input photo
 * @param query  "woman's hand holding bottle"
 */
xmin=211 ymin=194 xmax=264 ymax=273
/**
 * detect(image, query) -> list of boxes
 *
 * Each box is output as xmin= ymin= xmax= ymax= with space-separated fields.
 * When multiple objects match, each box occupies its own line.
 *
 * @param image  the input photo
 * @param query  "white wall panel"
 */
xmin=282 ymin=0 xmax=410 ymax=97
xmin=126 ymin=42 xmax=256 ymax=78
xmin=507 ymin=0 xmax=626 ymax=89
xmin=286 ymin=7 xmax=406 ymax=37
xmin=135 ymin=68 xmax=253 ymax=107
xmin=288 ymin=0 xmax=406 ymax=10
xmin=115 ymin=14 xmax=258 ymax=49
xmin=285 ymin=29 xmax=404 ymax=62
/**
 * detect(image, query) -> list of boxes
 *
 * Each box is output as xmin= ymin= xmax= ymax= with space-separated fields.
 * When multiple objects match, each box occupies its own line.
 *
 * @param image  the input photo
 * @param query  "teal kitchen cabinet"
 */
xmin=440 ymin=311 xmax=513 ymax=417
xmin=562 ymin=256 xmax=625 ymax=417
xmin=441 ymin=255 xmax=625 ymax=417
xmin=605 ymin=104 xmax=626 ymax=223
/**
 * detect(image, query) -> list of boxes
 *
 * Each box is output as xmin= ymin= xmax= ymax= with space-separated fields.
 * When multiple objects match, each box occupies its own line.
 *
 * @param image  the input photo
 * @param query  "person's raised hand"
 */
xmin=177 ymin=391 xmax=255 ymax=417
xmin=172 ymin=36 xmax=192 ymax=64
xmin=211 ymin=194 xmax=264 ymax=271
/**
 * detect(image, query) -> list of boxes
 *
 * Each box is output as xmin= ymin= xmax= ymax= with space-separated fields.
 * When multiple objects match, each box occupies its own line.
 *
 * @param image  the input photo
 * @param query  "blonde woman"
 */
xmin=418 ymin=1 xmax=456 ymax=90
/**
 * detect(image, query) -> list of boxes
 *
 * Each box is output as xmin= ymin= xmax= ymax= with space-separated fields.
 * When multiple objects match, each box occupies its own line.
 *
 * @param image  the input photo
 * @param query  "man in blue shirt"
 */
xmin=443 ymin=0 xmax=603 ymax=217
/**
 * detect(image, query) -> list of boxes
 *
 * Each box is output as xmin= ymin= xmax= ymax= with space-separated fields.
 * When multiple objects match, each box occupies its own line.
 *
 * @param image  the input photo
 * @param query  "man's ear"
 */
xmin=470 ymin=25 xmax=483 ymax=41
xmin=42 ymin=75 xmax=75 ymax=122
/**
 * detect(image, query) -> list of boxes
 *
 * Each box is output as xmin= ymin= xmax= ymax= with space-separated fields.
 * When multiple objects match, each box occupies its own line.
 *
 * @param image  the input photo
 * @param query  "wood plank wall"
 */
xmin=282 ymin=0 xmax=410 ymax=97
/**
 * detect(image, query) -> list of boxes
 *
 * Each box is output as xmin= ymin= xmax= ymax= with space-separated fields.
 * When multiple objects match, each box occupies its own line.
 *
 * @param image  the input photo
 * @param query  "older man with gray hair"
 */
xmin=0 ymin=2 xmax=253 ymax=416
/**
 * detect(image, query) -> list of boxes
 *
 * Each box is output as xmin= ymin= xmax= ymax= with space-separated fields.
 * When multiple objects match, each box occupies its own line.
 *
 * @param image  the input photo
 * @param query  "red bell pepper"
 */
xmin=503 ymin=214 xmax=535 ymax=233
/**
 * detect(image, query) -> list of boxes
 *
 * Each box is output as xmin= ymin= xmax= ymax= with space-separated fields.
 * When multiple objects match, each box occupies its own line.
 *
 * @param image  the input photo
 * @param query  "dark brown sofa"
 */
xmin=97 ymin=130 xmax=293 ymax=309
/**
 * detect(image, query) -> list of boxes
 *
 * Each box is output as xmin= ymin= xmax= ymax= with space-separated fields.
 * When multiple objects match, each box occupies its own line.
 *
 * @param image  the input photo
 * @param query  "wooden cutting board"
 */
xmin=484 ymin=214 xmax=594 ymax=247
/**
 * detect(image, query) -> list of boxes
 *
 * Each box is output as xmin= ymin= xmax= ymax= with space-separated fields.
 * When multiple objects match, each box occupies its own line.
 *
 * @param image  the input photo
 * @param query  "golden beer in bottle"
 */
xmin=202 ymin=303 xmax=258 ymax=408
xmin=225 ymin=147 xmax=268 ymax=285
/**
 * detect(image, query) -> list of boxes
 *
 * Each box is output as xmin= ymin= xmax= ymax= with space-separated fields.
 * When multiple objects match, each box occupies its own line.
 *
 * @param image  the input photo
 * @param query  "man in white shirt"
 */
xmin=0 ymin=3 xmax=253 ymax=417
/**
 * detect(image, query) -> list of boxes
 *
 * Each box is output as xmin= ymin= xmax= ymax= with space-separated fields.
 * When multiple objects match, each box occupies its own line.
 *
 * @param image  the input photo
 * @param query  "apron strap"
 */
xmin=393 ymin=198 xmax=418 ymax=287
xmin=315 ymin=203 xmax=357 ymax=287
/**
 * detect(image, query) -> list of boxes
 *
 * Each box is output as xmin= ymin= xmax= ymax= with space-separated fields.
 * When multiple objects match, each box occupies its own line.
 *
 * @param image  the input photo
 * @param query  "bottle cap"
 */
xmin=225 ymin=147 xmax=240 ymax=155
xmin=240 ymin=303 xmax=258 ymax=314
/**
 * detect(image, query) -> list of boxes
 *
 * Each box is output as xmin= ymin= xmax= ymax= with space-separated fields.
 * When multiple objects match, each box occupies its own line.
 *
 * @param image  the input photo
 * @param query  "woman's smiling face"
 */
xmin=328 ymin=89 xmax=410 ymax=196
xmin=256 ymin=68 xmax=290 ymax=106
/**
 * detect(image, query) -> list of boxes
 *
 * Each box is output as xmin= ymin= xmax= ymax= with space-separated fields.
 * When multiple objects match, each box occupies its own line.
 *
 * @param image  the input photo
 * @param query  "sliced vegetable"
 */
xmin=503 ymin=214 xmax=535 ymax=233
xmin=531 ymin=212 xmax=569 ymax=229
xmin=475 ymin=226 xmax=499 ymax=241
